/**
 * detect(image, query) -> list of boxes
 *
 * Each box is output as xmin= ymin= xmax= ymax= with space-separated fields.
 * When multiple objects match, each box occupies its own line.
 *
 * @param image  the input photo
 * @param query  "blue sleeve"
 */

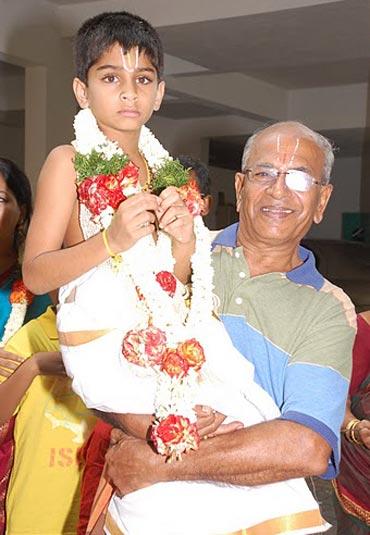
xmin=279 ymin=362 xmax=350 ymax=479
xmin=25 ymin=294 xmax=52 ymax=323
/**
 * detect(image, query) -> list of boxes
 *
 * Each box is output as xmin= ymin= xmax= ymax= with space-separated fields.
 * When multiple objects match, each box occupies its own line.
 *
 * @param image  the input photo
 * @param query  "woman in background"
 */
xmin=333 ymin=310 xmax=370 ymax=534
xmin=0 ymin=157 xmax=50 ymax=534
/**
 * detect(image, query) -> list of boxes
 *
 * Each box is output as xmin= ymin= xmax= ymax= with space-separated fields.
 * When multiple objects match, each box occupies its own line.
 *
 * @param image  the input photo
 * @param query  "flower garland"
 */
xmin=73 ymin=108 xmax=213 ymax=460
xmin=0 ymin=267 xmax=34 ymax=347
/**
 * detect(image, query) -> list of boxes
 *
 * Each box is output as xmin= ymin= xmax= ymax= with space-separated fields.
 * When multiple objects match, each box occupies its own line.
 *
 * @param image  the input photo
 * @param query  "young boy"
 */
xmin=23 ymin=11 xmax=194 ymax=295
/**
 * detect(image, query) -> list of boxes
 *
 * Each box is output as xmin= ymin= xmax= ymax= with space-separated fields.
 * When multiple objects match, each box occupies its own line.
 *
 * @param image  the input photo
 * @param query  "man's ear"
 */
xmin=313 ymin=183 xmax=333 ymax=224
xmin=73 ymin=78 xmax=89 ymax=109
xmin=235 ymin=172 xmax=245 ymax=213
xmin=153 ymin=80 xmax=165 ymax=112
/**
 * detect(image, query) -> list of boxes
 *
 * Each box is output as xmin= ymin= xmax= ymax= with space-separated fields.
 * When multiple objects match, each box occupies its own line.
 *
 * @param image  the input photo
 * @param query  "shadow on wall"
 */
xmin=302 ymin=238 xmax=370 ymax=312
xmin=214 ymin=191 xmax=238 ymax=229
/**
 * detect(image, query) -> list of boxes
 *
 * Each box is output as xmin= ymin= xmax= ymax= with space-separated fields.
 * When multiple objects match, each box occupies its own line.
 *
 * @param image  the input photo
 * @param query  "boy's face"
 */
xmin=73 ymin=43 xmax=165 ymax=138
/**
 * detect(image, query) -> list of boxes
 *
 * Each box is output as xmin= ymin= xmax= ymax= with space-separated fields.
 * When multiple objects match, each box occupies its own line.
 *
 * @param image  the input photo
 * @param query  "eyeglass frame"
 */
xmin=243 ymin=166 xmax=324 ymax=192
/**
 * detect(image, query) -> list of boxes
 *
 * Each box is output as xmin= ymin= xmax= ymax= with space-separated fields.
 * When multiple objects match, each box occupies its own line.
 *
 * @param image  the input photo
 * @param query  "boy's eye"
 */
xmin=102 ymin=74 xmax=119 ymax=83
xmin=137 ymin=76 xmax=152 ymax=85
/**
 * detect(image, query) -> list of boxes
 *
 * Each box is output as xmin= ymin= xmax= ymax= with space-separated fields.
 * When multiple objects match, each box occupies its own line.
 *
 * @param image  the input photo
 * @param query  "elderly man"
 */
xmin=104 ymin=121 xmax=356 ymax=519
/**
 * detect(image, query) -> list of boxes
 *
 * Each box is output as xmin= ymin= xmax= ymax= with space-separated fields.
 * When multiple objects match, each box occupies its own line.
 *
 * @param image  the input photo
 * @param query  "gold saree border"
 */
xmin=332 ymin=479 xmax=370 ymax=525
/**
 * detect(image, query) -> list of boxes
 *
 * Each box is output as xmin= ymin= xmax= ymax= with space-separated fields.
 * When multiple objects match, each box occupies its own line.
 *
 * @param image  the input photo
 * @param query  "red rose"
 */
xmin=118 ymin=161 xmax=140 ymax=189
xmin=179 ymin=178 xmax=203 ymax=216
xmin=122 ymin=326 xmax=167 ymax=367
xmin=177 ymin=338 xmax=205 ymax=371
xmin=121 ymin=329 xmax=146 ymax=366
xmin=10 ymin=280 xmax=34 ymax=305
xmin=77 ymin=177 xmax=110 ymax=216
xmin=161 ymin=348 xmax=189 ymax=378
xmin=156 ymin=271 xmax=177 ymax=297
xmin=151 ymin=414 xmax=200 ymax=457
xmin=95 ymin=174 xmax=127 ymax=210
xmin=142 ymin=326 xmax=167 ymax=365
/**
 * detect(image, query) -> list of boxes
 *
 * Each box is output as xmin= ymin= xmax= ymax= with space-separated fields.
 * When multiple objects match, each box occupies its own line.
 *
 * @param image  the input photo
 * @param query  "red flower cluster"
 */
xmin=122 ymin=329 xmax=205 ymax=379
xmin=122 ymin=326 xmax=167 ymax=367
xmin=10 ymin=280 xmax=34 ymax=305
xmin=179 ymin=177 xmax=203 ymax=216
xmin=151 ymin=414 xmax=200 ymax=459
xmin=155 ymin=271 xmax=177 ymax=297
xmin=77 ymin=162 xmax=139 ymax=216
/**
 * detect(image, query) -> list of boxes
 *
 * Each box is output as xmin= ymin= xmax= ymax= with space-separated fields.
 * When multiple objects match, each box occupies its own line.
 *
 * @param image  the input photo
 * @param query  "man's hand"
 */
xmin=106 ymin=430 xmax=163 ymax=496
xmin=195 ymin=405 xmax=243 ymax=439
xmin=0 ymin=348 xmax=24 ymax=378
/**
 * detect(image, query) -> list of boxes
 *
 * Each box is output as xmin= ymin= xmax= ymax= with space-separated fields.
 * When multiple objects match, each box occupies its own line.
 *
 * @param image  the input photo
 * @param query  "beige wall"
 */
xmin=0 ymin=0 xmax=75 ymax=187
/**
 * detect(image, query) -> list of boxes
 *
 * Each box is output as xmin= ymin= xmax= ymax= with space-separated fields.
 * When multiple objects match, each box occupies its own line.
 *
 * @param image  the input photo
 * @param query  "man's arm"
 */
xmin=105 ymin=418 xmax=331 ymax=496
xmin=94 ymin=407 xmax=242 ymax=441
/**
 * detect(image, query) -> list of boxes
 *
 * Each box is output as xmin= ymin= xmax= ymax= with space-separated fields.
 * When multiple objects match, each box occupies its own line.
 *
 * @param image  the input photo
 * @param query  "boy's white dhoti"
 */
xmin=58 ymin=235 xmax=329 ymax=535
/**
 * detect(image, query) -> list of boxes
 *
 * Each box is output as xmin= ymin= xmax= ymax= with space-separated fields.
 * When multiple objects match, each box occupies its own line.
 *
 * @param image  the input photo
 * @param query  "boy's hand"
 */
xmin=157 ymin=187 xmax=194 ymax=244
xmin=0 ymin=348 xmax=24 ymax=378
xmin=106 ymin=192 xmax=160 ymax=253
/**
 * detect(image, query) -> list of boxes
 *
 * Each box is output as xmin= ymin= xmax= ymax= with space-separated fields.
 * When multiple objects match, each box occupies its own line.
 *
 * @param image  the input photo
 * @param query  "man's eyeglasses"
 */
xmin=244 ymin=168 xmax=323 ymax=192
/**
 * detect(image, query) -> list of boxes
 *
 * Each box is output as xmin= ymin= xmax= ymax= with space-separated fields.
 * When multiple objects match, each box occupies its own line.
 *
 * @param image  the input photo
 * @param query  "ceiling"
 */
xmin=158 ymin=1 xmax=370 ymax=89
xmin=0 ymin=60 xmax=24 ymax=76
xmin=46 ymin=0 xmax=102 ymax=4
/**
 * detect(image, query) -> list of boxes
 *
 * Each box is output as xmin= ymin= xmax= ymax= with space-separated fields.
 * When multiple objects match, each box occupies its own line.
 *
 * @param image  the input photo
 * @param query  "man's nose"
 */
xmin=266 ymin=172 xmax=290 ymax=198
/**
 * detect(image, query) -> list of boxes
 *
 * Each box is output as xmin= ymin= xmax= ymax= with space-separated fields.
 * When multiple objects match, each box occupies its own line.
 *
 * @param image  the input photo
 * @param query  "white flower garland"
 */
xmin=0 ymin=302 xmax=28 ymax=347
xmin=73 ymin=108 xmax=214 ymax=431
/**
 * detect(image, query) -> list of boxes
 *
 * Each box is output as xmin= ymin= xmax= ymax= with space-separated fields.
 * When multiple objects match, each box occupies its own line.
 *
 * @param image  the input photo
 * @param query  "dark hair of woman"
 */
xmin=0 ymin=158 xmax=32 ymax=253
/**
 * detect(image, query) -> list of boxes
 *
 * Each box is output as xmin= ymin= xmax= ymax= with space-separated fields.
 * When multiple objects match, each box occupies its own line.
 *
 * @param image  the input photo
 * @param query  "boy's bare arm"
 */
xmin=23 ymin=146 xmax=160 ymax=294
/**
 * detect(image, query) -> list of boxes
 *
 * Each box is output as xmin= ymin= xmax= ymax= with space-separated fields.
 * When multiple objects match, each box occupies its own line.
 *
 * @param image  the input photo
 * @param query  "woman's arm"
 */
xmin=0 ymin=349 xmax=65 ymax=425
xmin=23 ymin=146 xmax=161 ymax=294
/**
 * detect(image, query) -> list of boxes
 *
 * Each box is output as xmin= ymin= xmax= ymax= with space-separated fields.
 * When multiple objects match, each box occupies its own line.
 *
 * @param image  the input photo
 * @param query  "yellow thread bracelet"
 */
xmin=102 ymin=229 xmax=122 ymax=272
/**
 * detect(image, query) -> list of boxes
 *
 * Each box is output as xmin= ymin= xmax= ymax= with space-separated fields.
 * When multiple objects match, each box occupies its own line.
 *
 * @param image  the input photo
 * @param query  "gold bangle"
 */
xmin=102 ymin=229 xmax=122 ymax=272
xmin=343 ymin=418 xmax=362 ymax=445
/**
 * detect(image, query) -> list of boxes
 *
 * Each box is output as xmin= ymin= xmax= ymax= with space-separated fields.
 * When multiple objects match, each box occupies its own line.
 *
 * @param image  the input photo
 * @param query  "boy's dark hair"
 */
xmin=0 ymin=157 xmax=32 ymax=252
xmin=177 ymin=155 xmax=211 ymax=197
xmin=74 ymin=11 xmax=164 ymax=83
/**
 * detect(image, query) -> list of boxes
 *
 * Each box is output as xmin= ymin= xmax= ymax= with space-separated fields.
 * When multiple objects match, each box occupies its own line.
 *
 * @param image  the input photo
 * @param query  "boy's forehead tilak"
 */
xmin=120 ymin=46 xmax=139 ymax=73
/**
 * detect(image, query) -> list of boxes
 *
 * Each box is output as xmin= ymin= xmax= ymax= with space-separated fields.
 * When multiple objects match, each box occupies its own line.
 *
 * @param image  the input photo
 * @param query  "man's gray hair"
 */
xmin=241 ymin=121 xmax=335 ymax=183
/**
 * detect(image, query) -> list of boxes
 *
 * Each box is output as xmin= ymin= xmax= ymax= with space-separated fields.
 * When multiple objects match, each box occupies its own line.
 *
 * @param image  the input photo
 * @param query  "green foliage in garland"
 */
xmin=151 ymin=158 xmax=190 ymax=194
xmin=74 ymin=150 xmax=129 ymax=183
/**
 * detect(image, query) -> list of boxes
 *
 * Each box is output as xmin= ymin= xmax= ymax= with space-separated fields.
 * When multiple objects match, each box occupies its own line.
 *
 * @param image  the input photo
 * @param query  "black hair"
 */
xmin=177 ymin=155 xmax=211 ymax=197
xmin=74 ymin=11 xmax=164 ymax=83
xmin=0 ymin=157 xmax=32 ymax=252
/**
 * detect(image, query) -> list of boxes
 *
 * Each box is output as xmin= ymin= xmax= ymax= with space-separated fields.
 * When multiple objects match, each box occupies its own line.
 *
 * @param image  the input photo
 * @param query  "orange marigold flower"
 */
xmin=177 ymin=338 xmax=205 ymax=371
xmin=161 ymin=348 xmax=189 ymax=378
xmin=10 ymin=280 xmax=34 ymax=305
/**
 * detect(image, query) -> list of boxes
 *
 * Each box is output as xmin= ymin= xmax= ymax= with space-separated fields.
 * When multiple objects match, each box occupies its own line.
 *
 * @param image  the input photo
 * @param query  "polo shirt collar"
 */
xmin=212 ymin=223 xmax=324 ymax=290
